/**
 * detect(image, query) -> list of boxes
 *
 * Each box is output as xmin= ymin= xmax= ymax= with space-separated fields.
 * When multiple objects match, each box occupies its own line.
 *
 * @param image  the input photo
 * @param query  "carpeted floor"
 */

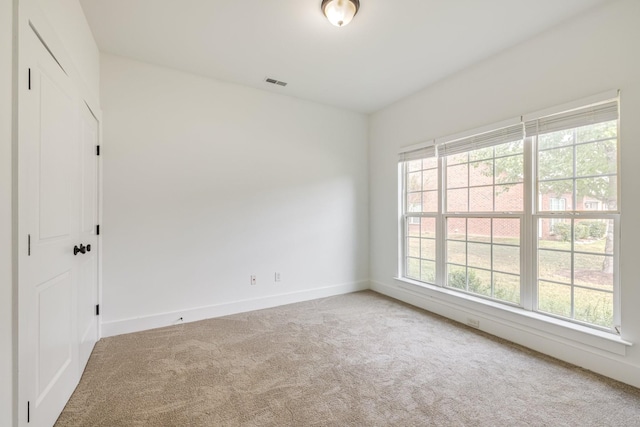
xmin=55 ymin=291 xmax=640 ymax=426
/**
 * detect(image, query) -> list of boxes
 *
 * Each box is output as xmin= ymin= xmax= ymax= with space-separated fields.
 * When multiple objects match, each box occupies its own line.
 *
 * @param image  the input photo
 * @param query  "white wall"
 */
xmin=369 ymin=0 xmax=640 ymax=387
xmin=1 ymin=0 xmax=15 ymax=424
xmin=100 ymin=54 xmax=369 ymax=335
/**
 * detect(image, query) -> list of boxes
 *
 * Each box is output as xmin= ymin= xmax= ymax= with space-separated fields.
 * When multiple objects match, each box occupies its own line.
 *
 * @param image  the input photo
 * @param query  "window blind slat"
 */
xmin=399 ymin=145 xmax=436 ymax=162
xmin=525 ymin=100 xmax=618 ymax=137
xmin=437 ymin=123 xmax=524 ymax=158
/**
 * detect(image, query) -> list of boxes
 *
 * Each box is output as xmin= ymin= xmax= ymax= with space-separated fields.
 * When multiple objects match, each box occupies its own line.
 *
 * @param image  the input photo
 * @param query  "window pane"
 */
xmin=538 ymin=129 xmax=574 ymax=150
xmin=422 ymin=168 xmax=438 ymax=191
xmin=495 ymin=183 xmax=523 ymax=211
xmin=407 ymin=171 xmax=422 ymax=192
xmin=539 ymin=181 xmax=574 ymax=211
xmin=494 ymin=246 xmax=520 ymax=275
xmin=421 ymin=217 xmax=436 ymax=239
xmin=576 ymin=120 xmax=617 ymax=143
xmin=407 ymin=258 xmax=420 ymax=280
xmin=407 ymin=221 xmax=420 ymax=237
xmin=407 ymin=192 xmax=421 ymax=212
xmin=467 ymin=242 xmax=491 ymax=270
xmin=494 ymin=272 xmax=520 ymax=304
xmin=407 ymin=238 xmax=420 ymax=258
xmin=573 ymin=219 xmax=613 ymax=254
xmin=495 ymin=140 xmax=523 ymax=156
xmin=576 ymin=177 xmax=617 ymax=211
xmin=574 ymin=288 xmax=613 ymax=328
xmin=447 ymin=241 xmax=466 ymax=265
xmin=422 ymin=190 xmax=438 ymax=213
xmin=423 ymin=157 xmax=438 ymax=170
xmin=538 ymin=249 xmax=571 ymax=284
xmin=574 ymin=254 xmax=613 ymax=291
xmin=421 ymin=238 xmax=436 ymax=261
xmin=494 ymin=155 xmax=523 ymax=184
xmin=421 ymin=260 xmax=436 ymax=283
xmin=447 ymin=188 xmax=468 ymax=212
xmin=469 ymin=147 xmax=494 ymax=162
xmin=469 ymin=186 xmax=493 ymax=212
xmin=469 ymin=161 xmax=493 ymax=186
xmin=447 ymin=265 xmax=467 ymax=290
xmin=447 ymin=164 xmax=468 ymax=188
xmin=468 ymin=218 xmax=491 ymax=243
xmin=468 ymin=268 xmax=492 ymax=297
xmin=538 ymin=281 xmax=572 ymax=318
xmin=446 ymin=217 xmax=521 ymax=303
xmin=538 ymin=146 xmax=573 ymax=180
xmin=447 ymin=218 xmax=466 ymax=240
xmin=447 ymin=153 xmax=468 ymax=166
xmin=493 ymin=218 xmax=520 ymax=246
xmin=576 ymin=141 xmax=617 ymax=177
xmin=407 ymin=160 xmax=422 ymax=172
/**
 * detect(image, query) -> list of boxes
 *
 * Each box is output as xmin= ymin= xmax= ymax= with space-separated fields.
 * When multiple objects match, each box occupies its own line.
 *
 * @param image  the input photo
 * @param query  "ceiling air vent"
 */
xmin=265 ymin=77 xmax=288 ymax=87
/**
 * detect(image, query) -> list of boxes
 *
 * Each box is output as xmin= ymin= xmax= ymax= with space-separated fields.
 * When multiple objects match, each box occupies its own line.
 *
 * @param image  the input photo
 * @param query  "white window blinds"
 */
xmin=436 ymin=123 xmax=524 ymax=158
xmin=398 ymin=143 xmax=436 ymax=162
xmin=525 ymin=100 xmax=618 ymax=137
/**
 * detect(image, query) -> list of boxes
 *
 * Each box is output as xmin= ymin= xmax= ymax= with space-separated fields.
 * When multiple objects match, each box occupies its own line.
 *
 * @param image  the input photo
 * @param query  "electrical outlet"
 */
xmin=250 ymin=275 xmax=256 ymax=285
xmin=275 ymin=272 xmax=281 ymax=282
xmin=467 ymin=318 xmax=480 ymax=329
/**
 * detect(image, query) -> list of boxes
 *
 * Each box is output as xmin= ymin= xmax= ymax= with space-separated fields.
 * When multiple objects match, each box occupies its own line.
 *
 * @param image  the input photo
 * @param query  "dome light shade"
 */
xmin=321 ymin=0 xmax=360 ymax=27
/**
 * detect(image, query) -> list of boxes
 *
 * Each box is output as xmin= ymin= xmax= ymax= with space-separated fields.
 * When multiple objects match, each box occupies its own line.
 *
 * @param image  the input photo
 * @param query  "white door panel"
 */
xmin=36 ymin=272 xmax=73 ymax=402
xmin=37 ymin=71 xmax=75 ymax=241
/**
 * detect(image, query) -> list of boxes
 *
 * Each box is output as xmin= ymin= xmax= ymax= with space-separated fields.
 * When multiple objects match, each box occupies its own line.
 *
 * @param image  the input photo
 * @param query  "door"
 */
xmin=20 ymin=28 xmax=82 ymax=426
xmin=77 ymin=104 xmax=99 ymax=371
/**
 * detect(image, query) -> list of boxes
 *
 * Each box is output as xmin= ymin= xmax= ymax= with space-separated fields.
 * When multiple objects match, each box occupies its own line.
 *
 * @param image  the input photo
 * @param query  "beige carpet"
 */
xmin=55 ymin=291 xmax=640 ymax=426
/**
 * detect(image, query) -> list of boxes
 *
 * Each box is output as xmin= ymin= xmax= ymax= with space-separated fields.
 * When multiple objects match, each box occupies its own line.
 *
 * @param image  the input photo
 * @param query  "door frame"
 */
xmin=16 ymin=2 xmax=103 ymax=425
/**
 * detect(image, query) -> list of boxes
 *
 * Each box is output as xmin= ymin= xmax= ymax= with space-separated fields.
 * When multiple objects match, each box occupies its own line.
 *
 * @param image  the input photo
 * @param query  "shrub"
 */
xmin=574 ymin=223 xmax=590 ymax=240
xmin=552 ymin=222 xmax=571 ymax=242
xmin=448 ymin=269 xmax=483 ymax=292
xmin=587 ymin=221 xmax=607 ymax=239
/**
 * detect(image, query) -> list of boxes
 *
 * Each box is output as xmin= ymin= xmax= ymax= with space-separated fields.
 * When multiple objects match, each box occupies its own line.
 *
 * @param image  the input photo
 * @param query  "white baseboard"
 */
xmin=101 ymin=280 xmax=369 ymax=338
xmin=371 ymin=280 xmax=640 ymax=389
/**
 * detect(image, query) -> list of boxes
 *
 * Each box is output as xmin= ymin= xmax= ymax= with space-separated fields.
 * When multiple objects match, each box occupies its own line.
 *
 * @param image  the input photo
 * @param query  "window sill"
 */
xmin=393 ymin=277 xmax=632 ymax=356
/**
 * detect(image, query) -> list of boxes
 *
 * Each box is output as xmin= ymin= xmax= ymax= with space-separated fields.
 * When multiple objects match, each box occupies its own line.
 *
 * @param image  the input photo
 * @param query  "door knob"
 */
xmin=73 ymin=244 xmax=86 ymax=256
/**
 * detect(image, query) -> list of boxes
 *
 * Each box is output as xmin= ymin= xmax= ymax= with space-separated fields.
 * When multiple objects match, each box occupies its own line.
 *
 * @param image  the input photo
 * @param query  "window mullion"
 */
xmin=523 ymin=136 xmax=535 ymax=311
xmin=436 ymin=156 xmax=446 ymax=287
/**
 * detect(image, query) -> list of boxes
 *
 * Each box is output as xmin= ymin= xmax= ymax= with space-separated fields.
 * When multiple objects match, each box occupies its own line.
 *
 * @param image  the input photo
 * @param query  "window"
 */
xmin=399 ymin=97 xmax=620 ymax=332
xmin=403 ymin=156 xmax=438 ymax=284
xmin=548 ymin=198 xmax=566 ymax=232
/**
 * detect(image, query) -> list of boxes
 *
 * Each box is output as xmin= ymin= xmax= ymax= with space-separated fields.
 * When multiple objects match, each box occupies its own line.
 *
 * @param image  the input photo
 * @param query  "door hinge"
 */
xmin=96 ymin=145 xmax=100 ymax=156
xmin=27 ymin=401 xmax=30 ymax=423
xmin=28 ymin=68 xmax=31 ymax=90
xmin=28 ymin=234 xmax=31 ymax=256
xmin=95 ymin=304 xmax=100 ymax=316
xmin=96 ymin=224 xmax=100 ymax=235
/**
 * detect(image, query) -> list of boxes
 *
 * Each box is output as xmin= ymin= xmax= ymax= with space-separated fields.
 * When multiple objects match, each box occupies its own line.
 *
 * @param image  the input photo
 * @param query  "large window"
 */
xmin=400 ymin=98 xmax=620 ymax=332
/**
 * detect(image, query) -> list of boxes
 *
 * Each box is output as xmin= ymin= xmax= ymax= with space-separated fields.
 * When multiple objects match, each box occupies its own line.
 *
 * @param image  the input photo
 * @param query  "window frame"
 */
xmin=398 ymin=97 xmax=621 ymax=334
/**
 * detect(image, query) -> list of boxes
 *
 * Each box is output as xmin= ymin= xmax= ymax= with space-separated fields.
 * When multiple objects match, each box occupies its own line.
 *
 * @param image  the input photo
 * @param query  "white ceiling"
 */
xmin=80 ymin=0 xmax=609 ymax=113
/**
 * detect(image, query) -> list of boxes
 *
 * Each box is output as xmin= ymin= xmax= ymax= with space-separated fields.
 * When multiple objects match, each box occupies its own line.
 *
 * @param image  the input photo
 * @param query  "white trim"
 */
xmin=101 ymin=281 xmax=369 ymax=337
xmin=522 ymin=90 xmax=619 ymax=123
xmin=435 ymin=116 xmax=521 ymax=146
xmin=370 ymin=280 xmax=640 ymax=389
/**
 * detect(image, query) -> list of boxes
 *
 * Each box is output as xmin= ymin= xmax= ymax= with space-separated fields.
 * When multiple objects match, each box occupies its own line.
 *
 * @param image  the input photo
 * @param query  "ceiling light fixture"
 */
xmin=321 ymin=0 xmax=360 ymax=27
